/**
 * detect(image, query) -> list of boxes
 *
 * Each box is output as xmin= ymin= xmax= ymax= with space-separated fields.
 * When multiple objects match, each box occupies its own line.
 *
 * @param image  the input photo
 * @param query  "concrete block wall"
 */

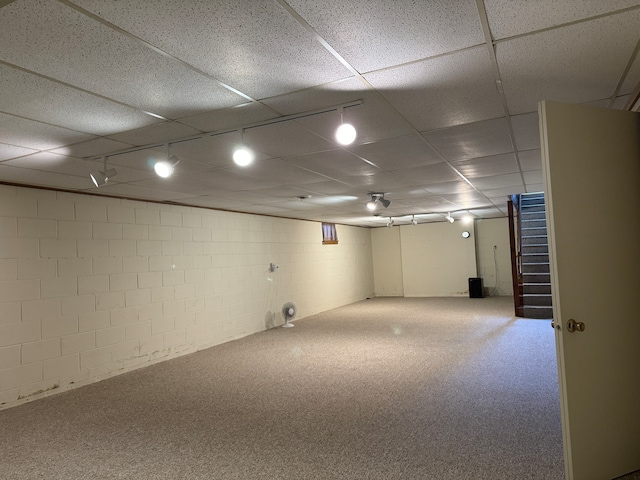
xmin=0 ymin=185 xmax=374 ymax=409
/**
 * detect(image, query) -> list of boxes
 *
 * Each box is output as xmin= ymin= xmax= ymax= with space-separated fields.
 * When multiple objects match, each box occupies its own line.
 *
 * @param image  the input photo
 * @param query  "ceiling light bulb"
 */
xmin=233 ymin=147 xmax=254 ymax=166
xmin=462 ymin=214 xmax=473 ymax=224
xmin=335 ymin=123 xmax=356 ymax=145
xmin=366 ymin=199 xmax=377 ymax=210
xmin=154 ymin=160 xmax=174 ymax=178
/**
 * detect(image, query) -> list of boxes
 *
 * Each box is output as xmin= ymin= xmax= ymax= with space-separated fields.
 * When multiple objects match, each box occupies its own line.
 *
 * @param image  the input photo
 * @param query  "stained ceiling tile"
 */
xmin=365 ymin=46 xmax=504 ymax=131
xmin=511 ymin=112 xmax=540 ymax=151
xmin=422 ymin=117 xmax=513 ymax=161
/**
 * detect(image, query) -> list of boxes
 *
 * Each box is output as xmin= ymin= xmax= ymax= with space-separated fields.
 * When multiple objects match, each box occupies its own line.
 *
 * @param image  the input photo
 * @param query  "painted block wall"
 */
xmin=474 ymin=218 xmax=513 ymax=296
xmin=0 ymin=185 xmax=374 ymax=409
xmin=370 ymin=226 xmax=403 ymax=296
xmin=400 ymin=221 xmax=477 ymax=296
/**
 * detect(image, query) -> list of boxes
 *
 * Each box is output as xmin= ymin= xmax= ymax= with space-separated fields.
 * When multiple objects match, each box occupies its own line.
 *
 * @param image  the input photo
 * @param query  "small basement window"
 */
xmin=322 ymin=223 xmax=338 ymax=245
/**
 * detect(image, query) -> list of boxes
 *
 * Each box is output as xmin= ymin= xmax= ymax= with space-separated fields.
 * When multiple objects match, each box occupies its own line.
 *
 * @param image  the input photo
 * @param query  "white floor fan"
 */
xmin=281 ymin=302 xmax=297 ymax=328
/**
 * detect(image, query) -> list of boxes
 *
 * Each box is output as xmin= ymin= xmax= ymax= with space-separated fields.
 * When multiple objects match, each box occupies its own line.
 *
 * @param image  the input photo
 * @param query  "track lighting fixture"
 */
xmin=233 ymin=129 xmax=254 ymax=167
xmin=446 ymin=212 xmax=454 ymax=224
xmin=90 ymin=156 xmax=117 ymax=187
xmin=335 ymin=106 xmax=357 ymax=146
xmin=154 ymin=145 xmax=180 ymax=178
xmin=366 ymin=193 xmax=391 ymax=211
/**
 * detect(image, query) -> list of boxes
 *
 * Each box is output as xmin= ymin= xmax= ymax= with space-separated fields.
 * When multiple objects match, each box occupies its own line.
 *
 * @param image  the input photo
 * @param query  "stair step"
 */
xmin=521 ymin=219 xmax=547 ymax=229
xmin=521 ymin=227 xmax=549 ymax=237
xmin=523 ymin=293 xmax=553 ymax=306
xmin=522 ymin=305 xmax=554 ymax=319
xmin=523 ymin=283 xmax=552 ymax=294
xmin=522 ymin=262 xmax=551 ymax=274
xmin=521 ymin=244 xmax=549 ymax=254
xmin=522 ymin=236 xmax=548 ymax=245
xmin=522 ymin=253 xmax=549 ymax=263
xmin=521 ymin=204 xmax=546 ymax=213
xmin=522 ymin=273 xmax=551 ymax=284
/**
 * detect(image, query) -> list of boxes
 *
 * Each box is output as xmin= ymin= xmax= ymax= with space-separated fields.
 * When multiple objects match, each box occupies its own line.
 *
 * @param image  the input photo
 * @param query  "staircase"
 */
xmin=518 ymin=193 xmax=553 ymax=319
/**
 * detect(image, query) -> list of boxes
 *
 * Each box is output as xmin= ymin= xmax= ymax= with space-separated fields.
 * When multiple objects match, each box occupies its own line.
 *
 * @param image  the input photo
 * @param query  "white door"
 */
xmin=539 ymin=101 xmax=640 ymax=480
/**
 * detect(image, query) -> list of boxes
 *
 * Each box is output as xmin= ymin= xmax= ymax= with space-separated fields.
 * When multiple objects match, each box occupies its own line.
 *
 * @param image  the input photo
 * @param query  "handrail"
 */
xmin=508 ymin=198 xmax=524 ymax=317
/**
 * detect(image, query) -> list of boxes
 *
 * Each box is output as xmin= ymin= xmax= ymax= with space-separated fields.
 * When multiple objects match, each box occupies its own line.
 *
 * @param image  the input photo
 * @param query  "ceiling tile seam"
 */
xmin=359 ymin=43 xmax=487 ymax=77
xmin=57 ymin=0 xmax=256 ymax=104
xmin=491 ymin=5 xmax=640 ymax=45
xmin=0 ymin=107 xmax=103 ymax=139
xmin=0 ymin=58 xmax=174 ymax=124
xmin=607 ymin=37 xmax=640 ymax=107
xmin=475 ymin=0 xmax=526 ymax=189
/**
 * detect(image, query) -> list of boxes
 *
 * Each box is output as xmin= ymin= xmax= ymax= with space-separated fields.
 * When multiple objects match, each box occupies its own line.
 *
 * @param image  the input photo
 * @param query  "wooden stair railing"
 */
xmin=508 ymin=197 xmax=524 ymax=317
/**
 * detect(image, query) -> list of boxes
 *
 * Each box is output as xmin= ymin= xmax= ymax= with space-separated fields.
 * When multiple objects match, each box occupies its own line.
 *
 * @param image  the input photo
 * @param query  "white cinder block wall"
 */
xmin=0 ymin=185 xmax=374 ymax=409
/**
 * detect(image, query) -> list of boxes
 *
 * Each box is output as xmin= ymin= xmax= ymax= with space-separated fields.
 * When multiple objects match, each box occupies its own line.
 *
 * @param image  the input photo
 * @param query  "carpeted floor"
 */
xmin=0 ymin=297 xmax=564 ymax=479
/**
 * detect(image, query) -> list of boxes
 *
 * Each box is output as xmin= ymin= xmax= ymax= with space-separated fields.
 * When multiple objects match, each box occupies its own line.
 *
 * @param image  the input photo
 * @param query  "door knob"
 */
xmin=567 ymin=319 xmax=585 ymax=333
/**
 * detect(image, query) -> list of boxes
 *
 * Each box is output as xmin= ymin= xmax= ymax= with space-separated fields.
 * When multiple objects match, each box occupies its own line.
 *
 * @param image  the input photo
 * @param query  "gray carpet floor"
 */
xmin=0 ymin=297 xmax=564 ymax=479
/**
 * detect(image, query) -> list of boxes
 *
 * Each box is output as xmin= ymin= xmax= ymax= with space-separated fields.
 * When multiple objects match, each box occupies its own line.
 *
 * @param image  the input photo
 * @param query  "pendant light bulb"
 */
xmin=335 ymin=107 xmax=356 ymax=146
xmin=366 ymin=199 xmax=377 ymax=211
xmin=234 ymin=129 xmax=254 ymax=166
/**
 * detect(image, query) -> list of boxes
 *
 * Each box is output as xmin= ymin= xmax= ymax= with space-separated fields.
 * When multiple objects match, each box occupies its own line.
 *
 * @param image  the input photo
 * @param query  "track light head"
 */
xmin=90 ymin=168 xmax=117 ymax=187
xmin=411 ymin=215 xmax=418 ymax=226
xmin=154 ymin=155 xmax=180 ymax=178
xmin=367 ymin=193 xmax=390 ymax=211
xmin=233 ymin=146 xmax=254 ymax=166
xmin=446 ymin=212 xmax=454 ymax=223
xmin=386 ymin=217 xmax=394 ymax=228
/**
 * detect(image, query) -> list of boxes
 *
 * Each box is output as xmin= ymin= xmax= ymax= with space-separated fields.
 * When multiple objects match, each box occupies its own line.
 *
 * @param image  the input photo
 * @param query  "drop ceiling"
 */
xmin=0 ymin=0 xmax=638 ymax=227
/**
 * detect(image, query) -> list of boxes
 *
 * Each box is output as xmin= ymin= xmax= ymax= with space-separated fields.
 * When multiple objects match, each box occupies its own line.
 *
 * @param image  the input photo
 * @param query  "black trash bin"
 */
xmin=468 ymin=277 xmax=484 ymax=298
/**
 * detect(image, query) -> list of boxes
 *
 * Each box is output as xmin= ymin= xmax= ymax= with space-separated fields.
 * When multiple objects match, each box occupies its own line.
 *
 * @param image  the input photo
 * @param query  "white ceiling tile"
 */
xmin=84 ymin=183 xmax=194 ymax=201
xmin=497 ymin=10 xmax=640 ymax=114
xmin=523 ymin=170 xmax=543 ymax=185
xmin=70 ymin=0 xmax=351 ymax=99
xmin=105 ymin=147 xmax=211 ymax=177
xmin=227 ymin=158 xmax=330 ymax=186
xmin=244 ymin=122 xmax=336 ymax=158
xmin=0 ymin=112 xmax=94 ymax=150
xmin=3 ymin=152 xmax=155 ymax=184
xmin=0 ymin=143 xmax=38 ymax=161
xmin=229 ymin=204 xmax=292 ymax=216
xmin=471 ymin=207 xmax=507 ymax=218
xmin=51 ymin=138 xmax=135 ymax=159
xmin=107 ymin=122 xmax=203 ymax=147
xmin=518 ymin=149 xmax=542 ymax=172
xmin=262 ymin=78 xmax=415 ymax=144
xmin=483 ymin=186 xmax=525 ymax=198
xmin=337 ymin=172 xmax=414 ymax=191
xmin=0 ymin=0 xmax=246 ymax=118
xmin=390 ymin=163 xmax=462 ymax=185
xmin=300 ymin=181 xmax=356 ymax=196
xmin=169 ymin=133 xmax=272 ymax=169
xmin=511 ymin=112 xmax=540 ymax=151
xmin=366 ymin=46 xmax=504 ymax=131
xmin=171 ymin=195 xmax=248 ymax=210
xmin=471 ymin=173 xmax=524 ymax=190
xmin=422 ymin=117 xmax=513 ymax=161
xmin=0 ymin=64 xmax=158 ymax=135
xmin=349 ymin=134 xmax=444 ymax=170
xmin=452 ymin=153 xmax=519 ymax=179
xmin=525 ymin=184 xmax=545 ymax=193
xmin=247 ymin=185 xmax=320 ymax=199
xmin=286 ymin=0 xmax=484 ymax=72
xmin=0 ymin=163 xmax=88 ymax=189
xmin=422 ymin=181 xmax=476 ymax=195
xmin=485 ymin=0 xmax=640 ymax=40
xmin=621 ymin=50 xmax=640 ymax=95
xmin=178 ymin=103 xmax=280 ymax=133
xmin=284 ymin=150 xmax=381 ymax=178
